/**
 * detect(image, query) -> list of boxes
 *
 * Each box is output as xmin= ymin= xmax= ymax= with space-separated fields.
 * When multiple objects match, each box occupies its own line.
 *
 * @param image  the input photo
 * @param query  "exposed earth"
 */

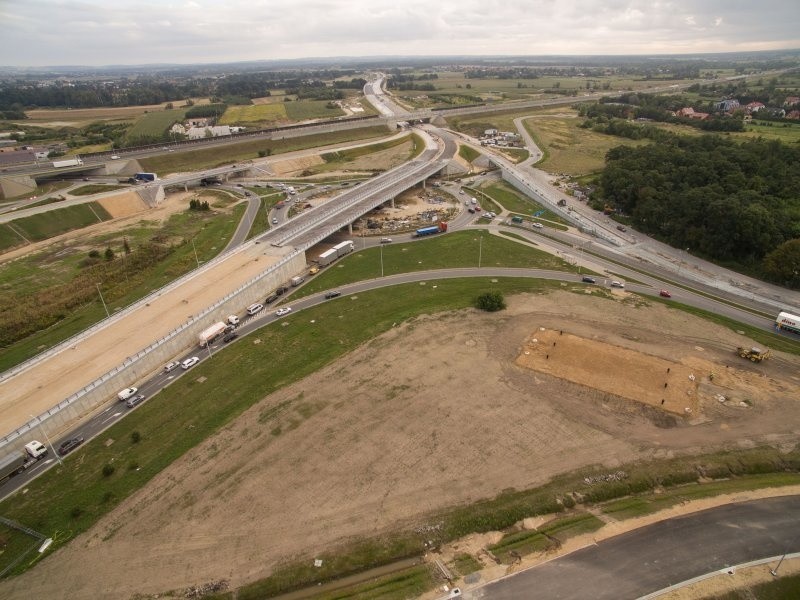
xmin=2 ymin=290 xmax=799 ymax=599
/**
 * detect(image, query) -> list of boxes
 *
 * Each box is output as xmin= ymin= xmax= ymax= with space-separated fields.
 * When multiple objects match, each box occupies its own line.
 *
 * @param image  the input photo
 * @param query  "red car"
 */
xmin=659 ymin=290 xmax=672 ymax=298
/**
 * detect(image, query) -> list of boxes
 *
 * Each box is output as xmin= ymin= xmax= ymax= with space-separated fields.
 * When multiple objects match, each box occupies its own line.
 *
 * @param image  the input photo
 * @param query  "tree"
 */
xmin=123 ymin=237 xmax=131 ymax=255
xmin=165 ymin=102 xmax=174 ymax=110
xmin=104 ymin=247 xmax=115 ymax=261
xmin=475 ymin=291 xmax=506 ymax=312
xmin=762 ymin=239 xmax=800 ymax=289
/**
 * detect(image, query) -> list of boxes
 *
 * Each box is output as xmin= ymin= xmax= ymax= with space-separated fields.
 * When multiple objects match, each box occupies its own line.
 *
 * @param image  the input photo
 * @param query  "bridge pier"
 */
xmin=390 ymin=197 xmax=395 ymax=208
xmin=348 ymin=223 xmax=353 ymax=235
xmin=184 ymin=183 xmax=188 ymax=192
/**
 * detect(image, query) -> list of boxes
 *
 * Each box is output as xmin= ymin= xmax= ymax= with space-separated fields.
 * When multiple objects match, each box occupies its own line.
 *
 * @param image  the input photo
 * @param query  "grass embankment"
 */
xmin=705 ymin=573 xmax=800 ymax=600
xmin=69 ymin=185 xmax=128 ymax=196
xmin=321 ymin=134 xmax=411 ymax=163
xmin=296 ymin=230 xmax=580 ymax=298
xmin=245 ymin=190 xmax=284 ymax=240
xmin=0 ymin=202 xmax=112 ymax=252
xmin=0 ymin=204 xmax=246 ymax=372
xmin=138 ymin=125 xmax=389 ymax=175
xmin=458 ymin=144 xmax=480 ymax=163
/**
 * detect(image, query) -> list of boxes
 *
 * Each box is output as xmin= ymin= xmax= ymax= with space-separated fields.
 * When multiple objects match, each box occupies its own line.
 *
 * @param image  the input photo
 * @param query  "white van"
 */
xmin=117 ymin=387 xmax=138 ymax=401
xmin=247 ymin=303 xmax=264 ymax=316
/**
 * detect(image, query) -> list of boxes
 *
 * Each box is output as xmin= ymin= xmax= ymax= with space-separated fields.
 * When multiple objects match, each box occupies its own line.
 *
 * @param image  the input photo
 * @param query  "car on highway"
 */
xmin=659 ymin=289 xmax=672 ymax=298
xmin=126 ymin=393 xmax=146 ymax=408
xmin=58 ymin=436 xmax=85 ymax=456
xmin=110 ymin=155 xmax=120 ymax=160
xmin=275 ymin=285 xmax=289 ymax=296
xmin=468 ymin=208 xmax=475 ymax=214
xmin=611 ymin=281 xmax=625 ymax=288
xmin=164 ymin=361 xmax=180 ymax=373
xmin=181 ymin=356 xmax=200 ymax=370
xmin=246 ymin=303 xmax=264 ymax=316
xmin=117 ymin=387 xmax=138 ymax=401
xmin=532 ymin=222 xmax=544 ymax=229
xmin=272 ymin=217 xmax=278 ymax=224
xmin=581 ymin=276 xmax=596 ymax=284
xmin=324 ymin=291 xmax=341 ymax=299
xmin=276 ymin=307 xmax=293 ymax=316
xmin=265 ymin=293 xmax=279 ymax=304
xmin=380 ymin=237 xmax=392 ymax=243
xmin=223 ymin=332 xmax=238 ymax=343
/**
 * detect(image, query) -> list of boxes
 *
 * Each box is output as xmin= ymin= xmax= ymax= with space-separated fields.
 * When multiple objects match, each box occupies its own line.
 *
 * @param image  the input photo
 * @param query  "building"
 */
xmin=744 ymin=101 xmax=765 ymax=113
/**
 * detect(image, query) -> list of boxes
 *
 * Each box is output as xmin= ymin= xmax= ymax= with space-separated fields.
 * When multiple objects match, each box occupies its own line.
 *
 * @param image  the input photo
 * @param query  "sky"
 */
xmin=1 ymin=0 xmax=798 ymax=67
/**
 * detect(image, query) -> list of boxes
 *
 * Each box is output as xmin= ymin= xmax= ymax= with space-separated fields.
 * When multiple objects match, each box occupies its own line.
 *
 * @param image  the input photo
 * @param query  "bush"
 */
xmin=475 ymin=291 xmax=506 ymax=312
xmin=101 ymin=463 xmax=115 ymax=478
xmin=70 ymin=507 xmax=84 ymax=519
xmin=88 ymin=249 xmax=100 ymax=259
xmin=130 ymin=431 xmax=141 ymax=444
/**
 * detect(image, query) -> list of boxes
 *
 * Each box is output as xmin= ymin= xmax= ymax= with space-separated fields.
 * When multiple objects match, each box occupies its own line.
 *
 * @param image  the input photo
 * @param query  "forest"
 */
xmin=598 ymin=135 xmax=800 ymax=287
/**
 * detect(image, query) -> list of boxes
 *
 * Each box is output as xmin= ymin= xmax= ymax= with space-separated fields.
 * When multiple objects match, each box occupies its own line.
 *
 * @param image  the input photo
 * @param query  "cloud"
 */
xmin=0 ymin=0 xmax=797 ymax=66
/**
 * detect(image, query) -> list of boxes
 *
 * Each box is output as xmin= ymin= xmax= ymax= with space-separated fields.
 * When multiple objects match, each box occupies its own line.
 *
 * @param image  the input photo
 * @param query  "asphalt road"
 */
xmin=471 ymin=495 xmax=800 ymax=600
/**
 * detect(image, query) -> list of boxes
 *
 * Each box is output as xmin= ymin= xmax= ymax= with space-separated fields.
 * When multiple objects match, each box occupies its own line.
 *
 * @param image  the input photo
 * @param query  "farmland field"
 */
xmin=284 ymin=99 xmax=345 ymax=120
xmin=126 ymin=108 xmax=188 ymax=140
xmin=0 ymin=202 xmax=112 ymax=250
xmin=219 ymin=103 xmax=287 ymax=126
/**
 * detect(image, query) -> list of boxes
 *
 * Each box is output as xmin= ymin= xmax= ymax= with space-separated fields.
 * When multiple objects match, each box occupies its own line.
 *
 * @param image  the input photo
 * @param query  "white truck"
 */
xmin=291 ymin=276 xmax=305 ymax=287
xmin=0 ymin=441 xmax=48 ymax=483
xmin=52 ymin=157 xmax=84 ymax=168
xmin=198 ymin=321 xmax=227 ymax=347
xmin=332 ymin=240 xmax=355 ymax=258
xmin=318 ymin=248 xmax=338 ymax=267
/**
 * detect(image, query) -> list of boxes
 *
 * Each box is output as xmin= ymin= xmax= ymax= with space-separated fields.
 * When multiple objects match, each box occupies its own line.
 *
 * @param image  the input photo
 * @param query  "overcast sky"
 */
xmin=2 ymin=0 xmax=798 ymax=67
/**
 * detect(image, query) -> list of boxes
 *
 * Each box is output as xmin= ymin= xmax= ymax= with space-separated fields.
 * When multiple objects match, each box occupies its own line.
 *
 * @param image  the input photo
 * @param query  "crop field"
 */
xmin=284 ymin=99 xmax=345 ymax=121
xmin=740 ymin=120 xmax=800 ymax=143
xmin=219 ymin=103 xmax=287 ymax=126
xmin=126 ymin=108 xmax=188 ymax=139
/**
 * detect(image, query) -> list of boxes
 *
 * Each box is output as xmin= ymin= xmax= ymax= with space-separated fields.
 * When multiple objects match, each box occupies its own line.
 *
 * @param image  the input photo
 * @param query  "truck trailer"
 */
xmin=198 ymin=321 xmax=227 ymax=347
xmin=414 ymin=222 xmax=448 ymax=237
xmin=333 ymin=240 xmax=355 ymax=257
xmin=776 ymin=311 xmax=800 ymax=335
xmin=52 ymin=157 xmax=84 ymax=168
xmin=318 ymin=248 xmax=338 ymax=267
xmin=0 ymin=441 xmax=49 ymax=483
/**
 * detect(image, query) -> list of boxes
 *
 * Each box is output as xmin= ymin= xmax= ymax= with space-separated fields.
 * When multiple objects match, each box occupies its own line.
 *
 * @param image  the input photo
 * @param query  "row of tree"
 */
xmin=597 ymin=135 xmax=800 ymax=286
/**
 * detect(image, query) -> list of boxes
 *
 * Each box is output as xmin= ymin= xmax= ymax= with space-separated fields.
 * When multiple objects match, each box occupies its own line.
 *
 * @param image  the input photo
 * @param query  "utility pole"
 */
xmin=191 ymin=238 xmax=200 ymax=268
xmin=478 ymin=235 xmax=483 ymax=268
xmin=96 ymin=283 xmax=110 ymax=318
xmin=31 ymin=415 xmax=62 ymax=466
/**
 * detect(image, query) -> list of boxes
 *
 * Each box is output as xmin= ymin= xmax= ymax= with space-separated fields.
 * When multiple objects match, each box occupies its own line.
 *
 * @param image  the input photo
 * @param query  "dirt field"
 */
xmin=2 ymin=291 xmax=798 ymax=599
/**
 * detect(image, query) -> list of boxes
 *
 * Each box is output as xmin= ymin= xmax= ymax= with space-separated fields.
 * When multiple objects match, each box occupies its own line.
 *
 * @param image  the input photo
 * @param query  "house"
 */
xmin=714 ymin=98 xmax=740 ymax=112
xmin=744 ymin=101 xmax=765 ymax=113
xmin=186 ymin=125 xmax=233 ymax=140
xmin=484 ymin=129 xmax=498 ymax=137
xmin=786 ymin=110 xmax=800 ymax=120
xmin=676 ymin=107 xmax=709 ymax=120
xmin=783 ymin=96 xmax=800 ymax=107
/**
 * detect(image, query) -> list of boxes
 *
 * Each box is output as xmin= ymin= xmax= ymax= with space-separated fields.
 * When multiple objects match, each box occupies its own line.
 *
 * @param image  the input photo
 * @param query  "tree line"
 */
xmin=597 ymin=135 xmax=800 ymax=287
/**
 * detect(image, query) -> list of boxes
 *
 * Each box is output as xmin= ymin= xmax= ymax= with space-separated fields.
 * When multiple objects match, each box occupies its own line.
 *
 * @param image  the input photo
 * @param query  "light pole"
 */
xmin=96 ymin=283 xmax=110 ymax=318
xmin=191 ymin=238 xmax=200 ymax=268
xmin=478 ymin=234 xmax=483 ymax=268
xmin=380 ymin=243 xmax=384 ymax=277
xmin=31 ymin=414 xmax=62 ymax=466
xmin=771 ymin=553 xmax=786 ymax=577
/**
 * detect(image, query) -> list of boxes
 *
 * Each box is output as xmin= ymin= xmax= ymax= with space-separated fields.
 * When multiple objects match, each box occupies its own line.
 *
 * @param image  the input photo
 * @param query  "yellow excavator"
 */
xmin=737 ymin=346 xmax=771 ymax=362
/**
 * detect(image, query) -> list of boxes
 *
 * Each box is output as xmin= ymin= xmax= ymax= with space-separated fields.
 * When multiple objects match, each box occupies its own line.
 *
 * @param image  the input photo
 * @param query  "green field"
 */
xmin=219 ymin=103 xmax=287 ymax=126
xmin=321 ymin=133 xmax=412 ymax=163
xmin=126 ymin=108 xmax=187 ymax=140
xmin=70 ymin=184 xmax=127 ymax=196
xmin=0 ymin=202 xmax=112 ymax=251
xmin=458 ymin=144 xmax=480 ymax=162
xmin=296 ymin=230 xmax=581 ymax=298
xmin=284 ymin=99 xmax=345 ymax=121
xmin=741 ymin=119 xmax=800 ymax=143
xmin=138 ymin=125 xmax=390 ymax=175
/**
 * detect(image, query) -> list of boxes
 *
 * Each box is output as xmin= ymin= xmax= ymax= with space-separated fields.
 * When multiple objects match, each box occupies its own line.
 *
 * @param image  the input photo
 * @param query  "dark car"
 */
xmin=58 ymin=436 xmax=85 ymax=456
xmin=275 ymin=286 xmax=289 ymax=296
xmin=616 ymin=225 xmax=627 ymax=232
xmin=223 ymin=332 xmax=238 ymax=343
xmin=325 ymin=291 xmax=341 ymax=299
xmin=126 ymin=393 xmax=146 ymax=408
xmin=265 ymin=293 xmax=279 ymax=304
xmin=581 ymin=276 xmax=596 ymax=284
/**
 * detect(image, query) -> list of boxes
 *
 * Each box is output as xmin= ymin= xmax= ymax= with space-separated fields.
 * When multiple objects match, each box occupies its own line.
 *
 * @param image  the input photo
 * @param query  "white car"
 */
xmin=164 ymin=361 xmax=180 ymax=373
xmin=181 ymin=356 xmax=200 ymax=370
xmin=611 ymin=281 xmax=625 ymax=288
xmin=532 ymin=222 xmax=544 ymax=229
xmin=247 ymin=303 xmax=264 ymax=316
xmin=117 ymin=387 xmax=138 ymax=401
xmin=275 ymin=307 xmax=293 ymax=317
xmin=110 ymin=155 xmax=120 ymax=160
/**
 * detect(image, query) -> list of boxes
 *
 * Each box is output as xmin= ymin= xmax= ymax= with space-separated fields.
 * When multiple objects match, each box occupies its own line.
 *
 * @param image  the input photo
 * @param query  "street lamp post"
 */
xmin=380 ymin=243 xmax=384 ymax=277
xmin=191 ymin=238 xmax=200 ymax=268
xmin=31 ymin=414 xmax=62 ymax=466
xmin=96 ymin=283 xmax=110 ymax=318
xmin=478 ymin=235 xmax=483 ymax=268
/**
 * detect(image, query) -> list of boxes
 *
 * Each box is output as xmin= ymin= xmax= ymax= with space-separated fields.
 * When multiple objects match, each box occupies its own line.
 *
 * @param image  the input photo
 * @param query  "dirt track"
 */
xmin=2 ymin=290 xmax=798 ymax=599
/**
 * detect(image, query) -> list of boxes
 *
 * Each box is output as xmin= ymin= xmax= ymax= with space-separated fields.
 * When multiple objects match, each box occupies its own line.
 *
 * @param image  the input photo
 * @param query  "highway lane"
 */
xmin=470 ymin=495 xmax=800 ymax=600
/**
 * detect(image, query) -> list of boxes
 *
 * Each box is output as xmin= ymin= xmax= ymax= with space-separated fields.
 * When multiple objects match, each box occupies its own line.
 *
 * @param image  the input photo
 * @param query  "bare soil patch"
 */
xmin=95 ymin=190 xmax=148 ymax=219
xmin=2 ymin=292 xmax=799 ymax=599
